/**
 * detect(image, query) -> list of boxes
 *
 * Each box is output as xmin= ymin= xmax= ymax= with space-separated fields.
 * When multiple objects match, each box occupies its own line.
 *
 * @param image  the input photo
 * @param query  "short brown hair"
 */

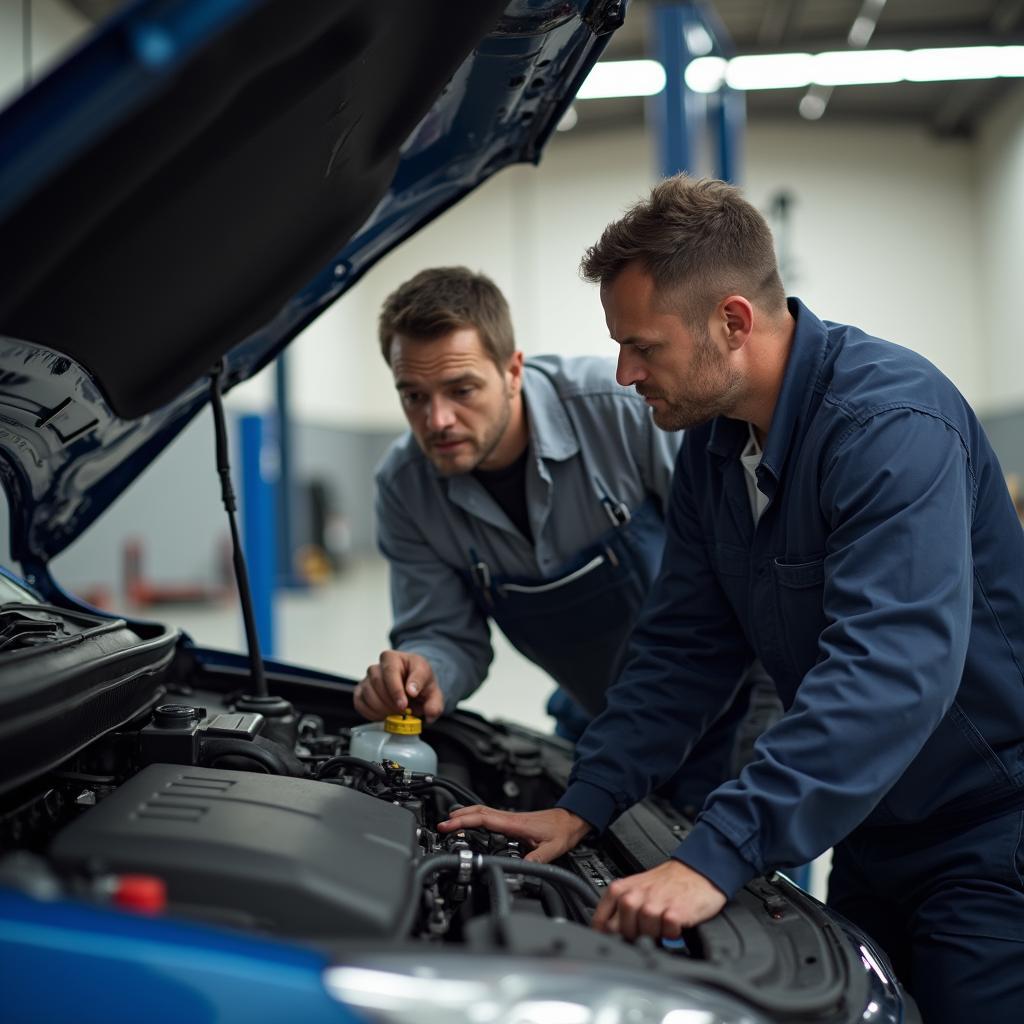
xmin=580 ymin=175 xmax=786 ymax=325
xmin=378 ymin=267 xmax=515 ymax=366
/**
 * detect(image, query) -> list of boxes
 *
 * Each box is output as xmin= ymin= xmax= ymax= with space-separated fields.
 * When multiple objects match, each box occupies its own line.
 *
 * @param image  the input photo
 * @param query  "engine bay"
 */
xmin=0 ymin=664 xmax=614 ymax=946
xmin=0 ymin=642 xmax=904 ymax=1022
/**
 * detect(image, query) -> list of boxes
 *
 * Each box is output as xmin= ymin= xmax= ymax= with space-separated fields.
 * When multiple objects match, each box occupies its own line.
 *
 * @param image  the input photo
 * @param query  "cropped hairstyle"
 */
xmin=580 ymin=175 xmax=786 ymax=325
xmin=378 ymin=267 xmax=514 ymax=367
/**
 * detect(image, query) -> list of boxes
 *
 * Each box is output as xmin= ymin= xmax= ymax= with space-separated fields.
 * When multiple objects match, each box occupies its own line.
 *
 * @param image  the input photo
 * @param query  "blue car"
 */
xmin=0 ymin=2 xmax=918 ymax=1022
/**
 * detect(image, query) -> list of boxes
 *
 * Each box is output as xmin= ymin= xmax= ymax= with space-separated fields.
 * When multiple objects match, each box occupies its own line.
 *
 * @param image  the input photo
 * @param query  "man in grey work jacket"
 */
xmin=441 ymin=178 xmax=1024 ymax=1024
xmin=358 ymin=266 xmax=768 ymax=813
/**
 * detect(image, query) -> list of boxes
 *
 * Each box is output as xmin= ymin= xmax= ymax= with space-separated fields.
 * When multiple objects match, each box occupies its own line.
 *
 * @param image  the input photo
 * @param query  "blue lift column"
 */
xmin=240 ymin=413 xmax=277 ymax=657
xmin=649 ymin=3 xmax=744 ymax=182
xmin=651 ymin=4 xmax=699 ymax=177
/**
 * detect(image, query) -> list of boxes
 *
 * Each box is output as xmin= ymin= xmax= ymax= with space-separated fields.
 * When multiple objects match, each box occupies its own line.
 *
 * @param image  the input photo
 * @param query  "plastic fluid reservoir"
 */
xmin=349 ymin=721 xmax=389 ymax=763
xmin=379 ymin=710 xmax=437 ymax=773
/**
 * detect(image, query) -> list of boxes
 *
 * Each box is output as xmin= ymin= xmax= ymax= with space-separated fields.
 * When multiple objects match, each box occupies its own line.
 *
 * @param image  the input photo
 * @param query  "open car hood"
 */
xmin=0 ymin=0 xmax=623 ymax=569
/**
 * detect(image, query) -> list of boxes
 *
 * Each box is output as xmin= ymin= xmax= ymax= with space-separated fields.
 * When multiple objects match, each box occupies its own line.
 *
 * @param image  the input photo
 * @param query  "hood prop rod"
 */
xmin=208 ymin=361 xmax=268 ymax=699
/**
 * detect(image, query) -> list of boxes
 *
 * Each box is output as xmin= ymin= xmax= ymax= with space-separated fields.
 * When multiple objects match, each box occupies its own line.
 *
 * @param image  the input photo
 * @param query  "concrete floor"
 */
xmin=149 ymin=553 xmax=831 ymax=901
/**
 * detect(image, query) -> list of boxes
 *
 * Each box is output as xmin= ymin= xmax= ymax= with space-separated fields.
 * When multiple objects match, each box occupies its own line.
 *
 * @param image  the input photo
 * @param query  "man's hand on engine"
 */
xmin=592 ymin=859 xmax=726 ymax=940
xmin=438 ymin=806 xmax=591 ymax=862
xmin=354 ymin=650 xmax=445 ymax=722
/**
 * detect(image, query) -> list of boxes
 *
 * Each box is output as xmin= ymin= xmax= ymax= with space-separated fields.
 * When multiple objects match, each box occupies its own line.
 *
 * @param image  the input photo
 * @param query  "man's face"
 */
xmin=602 ymin=262 xmax=743 ymax=431
xmin=389 ymin=327 xmax=521 ymax=476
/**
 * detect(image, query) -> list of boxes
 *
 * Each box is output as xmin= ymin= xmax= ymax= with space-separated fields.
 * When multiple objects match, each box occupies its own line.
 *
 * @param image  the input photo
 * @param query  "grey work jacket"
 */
xmin=374 ymin=354 xmax=682 ymax=704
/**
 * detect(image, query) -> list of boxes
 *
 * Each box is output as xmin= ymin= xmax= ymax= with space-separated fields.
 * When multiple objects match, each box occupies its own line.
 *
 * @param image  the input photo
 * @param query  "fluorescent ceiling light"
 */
xmin=726 ymin=53 xmax=815 ymax=90
xmin=576 ymin=59 xmax=666 ymax=100
xmin=684 ymin=56 xmax=726 ymax=92
xmin=684 ymin=45 xmax=1024 ymax=93
xmin=906 ymin=45 xmax=1024 ymax=81
xmin=812 ymin=49 xmax=904 ymax=85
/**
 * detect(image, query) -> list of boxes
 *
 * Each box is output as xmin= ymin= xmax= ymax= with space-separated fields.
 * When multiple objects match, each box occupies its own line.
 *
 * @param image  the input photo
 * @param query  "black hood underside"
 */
xmin=0 ymin=0 xmax=507 ymax=420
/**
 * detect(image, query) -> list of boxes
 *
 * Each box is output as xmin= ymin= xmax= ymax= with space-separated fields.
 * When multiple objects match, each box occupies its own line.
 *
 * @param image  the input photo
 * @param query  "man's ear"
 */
xmin=506 ymin=350 xmax=525 ymax=395
xmin=718 ymin=295 xmax=754 ymax=351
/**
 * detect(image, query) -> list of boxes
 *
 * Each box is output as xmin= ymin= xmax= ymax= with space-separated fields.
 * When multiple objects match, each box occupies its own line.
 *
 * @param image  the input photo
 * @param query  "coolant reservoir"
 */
xmin=379 ymin=710 xmax=437 ymax=773
xmin=348 ymin=721 xmax=389 ymax=763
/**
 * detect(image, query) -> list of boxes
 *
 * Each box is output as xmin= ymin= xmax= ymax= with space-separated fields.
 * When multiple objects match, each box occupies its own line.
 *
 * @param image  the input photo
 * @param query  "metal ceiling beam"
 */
xmin=757 ymin=0 xmax=802 ymax=47
xmin=991 ymin=0 xmax=1024 ymax=34
xmin=570 ymin=101 xmax=937 ymax=134
xmin=738 ymin=28 xmax=1024 ymax=54
xmin=930 ymin=78 xmax=1016 ymax=136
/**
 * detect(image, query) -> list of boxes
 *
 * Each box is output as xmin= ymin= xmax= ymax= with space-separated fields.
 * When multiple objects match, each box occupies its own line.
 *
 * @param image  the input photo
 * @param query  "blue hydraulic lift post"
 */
xmin=650 ymin=3 xmax=743 ymax=183
xmin=711 ymin=85 xmax=745 ymax=184
xmin=651 ymin=4 xmax=697 ymax=178
xmin=240 ymin=413 xmax=277 ymax=657
xmin=698 ymin=0 xmax=744 ymax=184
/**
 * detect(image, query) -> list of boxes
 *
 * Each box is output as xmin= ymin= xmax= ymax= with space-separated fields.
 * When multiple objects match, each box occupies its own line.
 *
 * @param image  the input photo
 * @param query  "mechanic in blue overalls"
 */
xmin=356 ymin=266 xmax=776 ymax=816
xmin=441 ymin=179 xmax=1024 ymax=1024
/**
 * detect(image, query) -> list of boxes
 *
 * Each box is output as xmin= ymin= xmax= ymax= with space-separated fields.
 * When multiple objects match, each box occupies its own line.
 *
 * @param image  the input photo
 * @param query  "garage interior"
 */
xmin=2 ymin=0 xmax=1024 ymax=908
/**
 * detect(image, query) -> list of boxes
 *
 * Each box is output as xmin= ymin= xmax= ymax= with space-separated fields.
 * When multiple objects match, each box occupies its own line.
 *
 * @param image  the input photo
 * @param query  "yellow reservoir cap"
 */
xmin=385 ymin=711 xmax=422 ymax=735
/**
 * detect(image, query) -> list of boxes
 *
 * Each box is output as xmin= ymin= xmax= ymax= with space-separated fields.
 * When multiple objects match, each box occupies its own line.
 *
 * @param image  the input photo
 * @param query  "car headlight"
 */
xmin=323 ymin=955 xmax=771 ymax=1024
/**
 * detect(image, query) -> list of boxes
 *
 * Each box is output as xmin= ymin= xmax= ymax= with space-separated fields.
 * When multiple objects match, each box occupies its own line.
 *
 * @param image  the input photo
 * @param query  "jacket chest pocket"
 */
xmin=772 ymin=556 xmax=827 ymax=676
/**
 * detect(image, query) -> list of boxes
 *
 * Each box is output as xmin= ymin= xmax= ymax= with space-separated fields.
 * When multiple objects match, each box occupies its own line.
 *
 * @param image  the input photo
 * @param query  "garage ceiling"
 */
xmin=595 ymin=0 xmax=1024 ymax=136
xmin=62 ymin=0 xmax=1024 ymax=136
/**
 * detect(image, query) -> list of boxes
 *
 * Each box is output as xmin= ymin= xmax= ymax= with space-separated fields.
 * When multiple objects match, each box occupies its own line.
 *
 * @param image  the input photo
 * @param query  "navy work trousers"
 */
xmin=829 ymin=809 xmax=1024 ymax=1023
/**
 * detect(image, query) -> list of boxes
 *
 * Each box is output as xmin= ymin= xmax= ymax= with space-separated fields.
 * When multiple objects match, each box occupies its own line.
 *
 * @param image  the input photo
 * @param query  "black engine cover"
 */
xmin=50 ymin=764 xmax=417 ymax=938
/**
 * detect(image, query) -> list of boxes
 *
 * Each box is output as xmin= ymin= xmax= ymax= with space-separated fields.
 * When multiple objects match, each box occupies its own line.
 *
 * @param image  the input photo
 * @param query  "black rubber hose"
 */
xmin=317 ymin=755 xmax=389 ymax=780
xmin=399 ymin=853 xmax=599 ymax=937
xmin=201 ymin=738 xmax=289 ymax=775
xmin=398 ymin=854 xmax=462 ymax=937
xmin=485 ymin=862 xmax=511 ymax=946
xmin=407 ymin=784 xmax=459 ymax=813
xmin=481 ymin=856 xmax=599 ymax=909
xmin=408 ymin=776 xmax=483 ymax=806
xmin=538 ymin=879 xmax=569 ymax=919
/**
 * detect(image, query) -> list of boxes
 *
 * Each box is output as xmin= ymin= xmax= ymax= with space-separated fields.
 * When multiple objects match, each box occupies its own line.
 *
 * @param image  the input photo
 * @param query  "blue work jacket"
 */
xmin=559 ymin=298 xmax=1024 ymax=898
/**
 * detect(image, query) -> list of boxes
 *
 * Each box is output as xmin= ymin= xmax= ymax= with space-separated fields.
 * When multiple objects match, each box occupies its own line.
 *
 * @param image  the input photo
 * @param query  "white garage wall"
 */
xmin=0 ymin=0 xmax=90 ymax=109
xmin=745 ymin=121 xmax=984 ymax=404
xmin=975 ymin=85 xmax=1024 ymax=414
xmin=284 ymin=115 xmax=985 ymax=431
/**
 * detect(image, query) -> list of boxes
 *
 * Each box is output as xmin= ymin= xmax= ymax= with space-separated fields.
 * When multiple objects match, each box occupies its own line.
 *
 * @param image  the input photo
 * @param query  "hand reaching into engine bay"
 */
xmin=438 ymin=806 xmax=592 ymax=863
xmin=354 ymin=649 xmax=445 ymax=722
xmin=592 ymin=859 xmax=727 ymax=940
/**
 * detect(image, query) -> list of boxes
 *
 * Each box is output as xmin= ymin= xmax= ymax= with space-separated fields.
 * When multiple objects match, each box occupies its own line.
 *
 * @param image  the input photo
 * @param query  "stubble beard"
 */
xmin=653 ymin=331 xmax=744 ymax=431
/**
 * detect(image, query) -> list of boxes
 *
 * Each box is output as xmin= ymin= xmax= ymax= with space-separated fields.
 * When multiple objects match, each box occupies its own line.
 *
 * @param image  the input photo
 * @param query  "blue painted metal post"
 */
xmin=711 ymin=86 xmax=745 ymax=183
xmin=651 ymin=4 xmax=698 ymax=178
xmin=240 ymin=413 xmax=277 ymax=656
xmin=650 ymin=3 xmax=744 ymax=183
